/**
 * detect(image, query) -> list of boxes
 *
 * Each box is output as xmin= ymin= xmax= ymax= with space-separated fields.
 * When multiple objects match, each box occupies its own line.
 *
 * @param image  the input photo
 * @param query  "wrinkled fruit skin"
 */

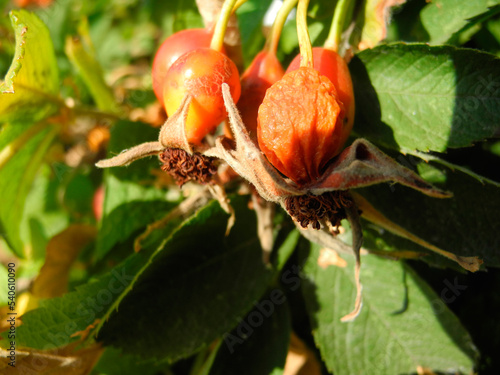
xmin=152 ymin=28 xmax=215 ymax=104
xmin=257 ymin=67 xmax=345 ymax=186
xmin=163 ymin=48 xmax=241 ymax=145
xmin=287 ymin=47 xmax=355 ymax=149
xmin=238 ymin=51 xmax=285 ymax=136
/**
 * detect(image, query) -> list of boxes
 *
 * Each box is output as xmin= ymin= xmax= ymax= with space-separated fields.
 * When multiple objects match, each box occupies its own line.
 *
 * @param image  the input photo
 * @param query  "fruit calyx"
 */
xmin=285 ymin=191 xmax=353 ymax=230
xmin=160 ymin=148 xmax=217 ymax=187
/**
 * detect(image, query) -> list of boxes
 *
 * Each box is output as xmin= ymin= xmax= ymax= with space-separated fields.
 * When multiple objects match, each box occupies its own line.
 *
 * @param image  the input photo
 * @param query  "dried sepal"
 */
xmin=340 ymin=204 xmax=363 ymax=322
xmin=251 ymin=193 xmax=275 ymax=264
xmin=352 ymin=192 xmax=483 ymax=272
xmin=309 ymin=139 xmax=451 ymax=198
xmin=294 ymin=222 xmax=354 ymax=255
xmin=95 ymin=141 xmax=164 ymax=168
xmin=96 ymin=93 xmax=198 ymax=170
xmin=292 ymin=201 xmax=363 ymax=322
xmin=208 ymin=182 xmax=235 ymax=236
xmin=158 ymin=93 xmax=194 ymax=154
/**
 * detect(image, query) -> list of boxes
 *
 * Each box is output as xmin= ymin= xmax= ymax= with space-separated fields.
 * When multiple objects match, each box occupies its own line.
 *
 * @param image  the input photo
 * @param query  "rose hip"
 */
xmin=163 ymin=48 xmax=241 ymax=145
xmin=238 ymin=51 xmax=285 ymax=136
xmin=152 ymin=29 xmax=218 ymax=104
xmin=287 ymin=47 xmax=355 ymax=148
xmin=257 ymin=67 xmax=345 ymax=186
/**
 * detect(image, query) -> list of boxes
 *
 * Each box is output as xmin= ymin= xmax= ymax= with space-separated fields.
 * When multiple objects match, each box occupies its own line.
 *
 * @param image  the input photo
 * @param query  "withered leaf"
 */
xmin=0 ymin=344 xmax=102 ymax=375
xmin=32 ymin=224 xmax=96 ymax=298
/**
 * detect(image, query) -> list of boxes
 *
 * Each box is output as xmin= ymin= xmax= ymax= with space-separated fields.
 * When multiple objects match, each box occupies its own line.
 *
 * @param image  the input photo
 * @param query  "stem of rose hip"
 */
xmin=210 ymin=0 xmax=239 ymax=52
xmin=266 ymin=0 xmax=298 ymax=55
xmin=297 ymin=0 xmax=313 ymax=68
xmin=231 ymin=0 xmax=248 ymax=13
xmin=324 ymin=0 xmax=355 ymax=52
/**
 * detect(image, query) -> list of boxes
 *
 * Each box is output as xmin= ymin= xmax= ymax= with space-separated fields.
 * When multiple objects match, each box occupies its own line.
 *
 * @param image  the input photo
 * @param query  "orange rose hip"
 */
xmin=287 ymin=47 xmax=355 ymax=149
xmin=257 ymin=67 xmax=345 ymax=186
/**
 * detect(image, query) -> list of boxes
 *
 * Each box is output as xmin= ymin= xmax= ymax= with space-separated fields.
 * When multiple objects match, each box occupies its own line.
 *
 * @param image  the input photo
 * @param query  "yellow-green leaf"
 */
xmin=354 ymin=0 xmax=406 ymax=50
xmin=0 ymin=123 xmax=58 ymax=257
xmin=65 ymin=23 xmax=119 ymax=114
xmin=0 ymin=10 xmax=60 ymax=124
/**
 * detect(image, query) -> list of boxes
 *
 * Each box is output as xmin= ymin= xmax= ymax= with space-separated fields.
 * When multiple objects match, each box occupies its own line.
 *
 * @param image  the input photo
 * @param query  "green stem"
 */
xmin=324 ymin=0 xmax=355 ymax=52
xmin=231 ymin=0 xmax=248 ymax=14
xmin=297 ymin=0 xmax=313 ymax=68
xmin=14 ymin=82 xmax=66 ymax=108
xmin=266 ymin=0 xmax=298 ymax=55
xmin=210 ymin=0 xmax=239 ymax=51
xmin=71 ymin=106 xmax=121 ymax=122
xmin=11 ymin=83 xmax=120 ymax=122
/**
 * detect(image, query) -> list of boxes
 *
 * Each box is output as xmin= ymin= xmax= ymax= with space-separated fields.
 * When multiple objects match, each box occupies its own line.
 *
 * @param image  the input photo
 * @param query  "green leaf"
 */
xmin=21 ymin=164 xmax=70 ymax=263
xmin=356 ymin=161 xmax=500 ymax=267
xmin=0 ymin=123 xmax=58 ymax=257
xmin=10 ymin=196 xmax=273 ymax=364
xmin=274 ymin=229 xmax=301 ymax=272
xmin=350 ymin=43 xmax=500 ymax=153
xmin=420 ymin=0 xmax=500 ymax=45
xmin=451 ymin=5 xmax=500 ymax=45
xmin=300 ymin=244 xmax=477 ymax=374
xmin=65 ymin=30 xmax=119 ymax=113
xmin=5 ymin=199 xmax=218 ymax=349
xmin=209 ymin=293 xmax=291 ymax=375
xmin=0 ymin=10 xmax=60 ymax=124
xmin=98 ymin=196 xmax=273 ymax=361
xmin=152 ymin=0 xmax=203 ymax=35
xmin=96 ymin=120 xmax=174 ymax=260
xmin=236 ymin=0 xmax=269 ymax=66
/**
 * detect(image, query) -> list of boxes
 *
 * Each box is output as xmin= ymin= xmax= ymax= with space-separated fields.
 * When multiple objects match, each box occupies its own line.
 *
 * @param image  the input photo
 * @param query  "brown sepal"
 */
xmin=309 ymin=139 xmax=452 ymax=198
xmin=96 ymin=93 xmax=199 ymax=169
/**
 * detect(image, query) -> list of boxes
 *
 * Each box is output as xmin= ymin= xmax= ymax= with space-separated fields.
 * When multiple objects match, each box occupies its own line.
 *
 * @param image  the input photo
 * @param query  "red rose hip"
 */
xmin=163 ymin=48 xmax=241 ymax=145
xmin=238 ymin=51 xmax=285 ymax=136
xmin=152 ymin=28 xmax=216 ymax=103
